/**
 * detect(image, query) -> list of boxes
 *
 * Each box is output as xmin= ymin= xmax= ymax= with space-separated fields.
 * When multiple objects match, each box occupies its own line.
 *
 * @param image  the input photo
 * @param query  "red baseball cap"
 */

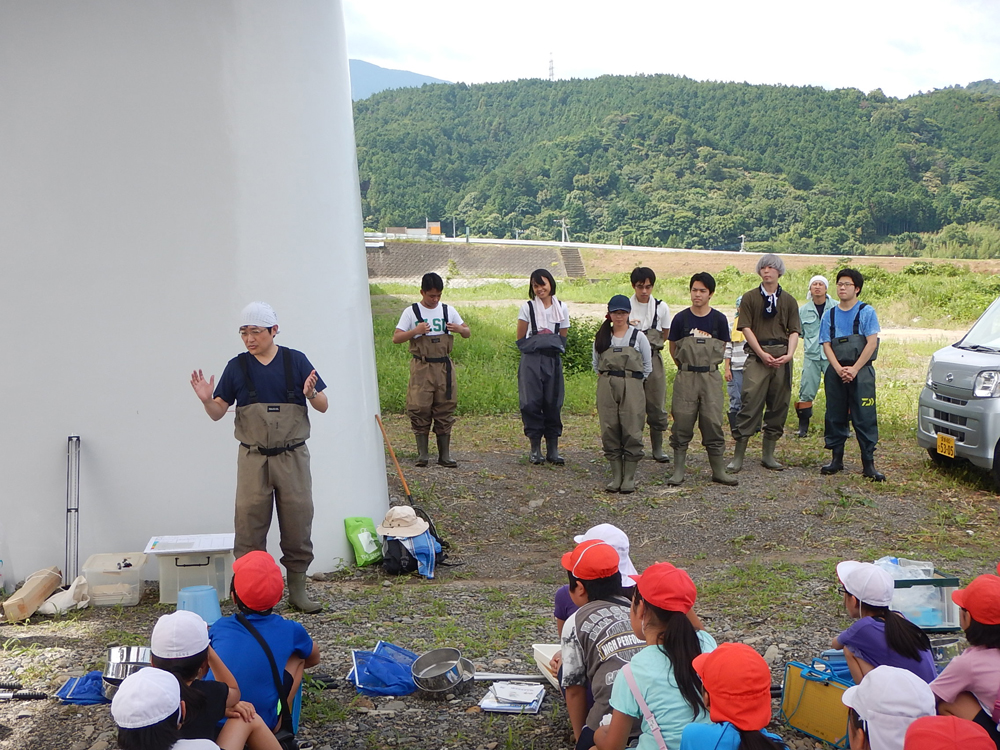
xmin=904 ymin=715 xmax=994 ymax=750
xmin=561 ymin=540 xmax=620 ymax=580
xmin=693 ymin=643 xmax=772 ymax=731
xmin=630 ymin=562 xmax=697 ymax=613
xmin=233 ymin=551 xmax=284 ymax=611
xmin=951 ymin=574 xmax=1000 ymax=625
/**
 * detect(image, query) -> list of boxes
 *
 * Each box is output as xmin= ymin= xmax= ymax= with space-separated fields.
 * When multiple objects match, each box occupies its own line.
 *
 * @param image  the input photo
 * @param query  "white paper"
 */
xmin=144 ymin=534 xmax=235 ymax=555
xmin=491 ymin=682 xmax=546 ymax=704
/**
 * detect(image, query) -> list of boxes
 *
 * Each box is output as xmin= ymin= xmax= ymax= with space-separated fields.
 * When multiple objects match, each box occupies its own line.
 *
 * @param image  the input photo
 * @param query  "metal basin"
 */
xmin=103 ymin=645 xmax=152 ymax=698
xmin=416 ymin=658 xmax=475 ymax=700
xmin=107 ymin=646 xmax=151 ymax=666
xmin=411 ymin=648 xmax=464 ymax=692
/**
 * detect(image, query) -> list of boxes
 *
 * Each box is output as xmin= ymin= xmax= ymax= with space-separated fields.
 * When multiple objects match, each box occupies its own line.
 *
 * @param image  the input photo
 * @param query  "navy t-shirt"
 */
xmin=667 ymin=308 xmax=731 ymax=342
xmin=213 ymin=347 xmax=326 ymax=407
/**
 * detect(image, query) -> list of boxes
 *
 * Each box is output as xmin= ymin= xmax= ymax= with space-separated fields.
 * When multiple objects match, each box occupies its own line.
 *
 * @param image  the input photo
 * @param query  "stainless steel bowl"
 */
xmin=415 ymin=658 xmax=475 ymax=700
xmin=411 ymin=648 xmax=464 ymax=692
xmin=107 ymin=646 xmax=151 ymax=666
xmin=103 ymin=661 xmax=148 ymax=682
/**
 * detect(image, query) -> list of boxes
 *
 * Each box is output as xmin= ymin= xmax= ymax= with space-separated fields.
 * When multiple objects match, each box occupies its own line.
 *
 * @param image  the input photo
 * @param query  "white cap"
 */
xmin=240 ymin=301 xmax=277 ymax=328
xmin=151 ymin=610 xmax=210 ymax=659
xmin=842 ymin=666 xmax=936 ymax=750
xmin=573 ymin=524 xmax=639 ymax=587
xmin=837 ymin=561 xmax=895 ymax=607
xmin=111 ymin=667 xmax=180 ymax=729
xmin=808 ymin=275 xmax=829 ymax=291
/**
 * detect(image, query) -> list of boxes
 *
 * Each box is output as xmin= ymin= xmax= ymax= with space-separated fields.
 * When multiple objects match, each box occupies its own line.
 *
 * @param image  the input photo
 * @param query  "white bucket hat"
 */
xmin=111 ymin=667 xmax=181 ymax=729
xmin=837 ymin=561 xmax=895 ymax=607
xmin=573 ymin=524 xmax=639 ymax=587
xmin=151 ymin=610 xmax=210 ymax=660
xmin=841 ymin=666 xmax=936 ymax=750
xmin=376 ymin=506 xmax=429 ymax=538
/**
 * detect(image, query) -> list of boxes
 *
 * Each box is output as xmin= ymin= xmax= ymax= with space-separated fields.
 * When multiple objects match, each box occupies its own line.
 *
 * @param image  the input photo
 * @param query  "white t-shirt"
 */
xmin=518 ymin=297 xmax=570 ymax=338
xmin=396 ymin=302 xmax=465 ymax=339
xmin=629 ymin=296 xmax=670 ymax=332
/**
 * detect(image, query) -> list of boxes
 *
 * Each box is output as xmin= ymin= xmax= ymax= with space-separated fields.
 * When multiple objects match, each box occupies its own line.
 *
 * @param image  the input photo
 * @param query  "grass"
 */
xmin=698 ymin=560 xmax=828 ymax=628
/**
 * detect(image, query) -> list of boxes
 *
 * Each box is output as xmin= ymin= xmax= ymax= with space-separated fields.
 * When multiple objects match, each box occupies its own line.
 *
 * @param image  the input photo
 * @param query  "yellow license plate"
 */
xmin=936 ymin=433 xmax=956 ymax=458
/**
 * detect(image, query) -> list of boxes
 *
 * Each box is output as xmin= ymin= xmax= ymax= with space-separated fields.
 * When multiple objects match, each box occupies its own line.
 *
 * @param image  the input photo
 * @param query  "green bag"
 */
xmin=344 ymin=517 xmax=383 ymax=567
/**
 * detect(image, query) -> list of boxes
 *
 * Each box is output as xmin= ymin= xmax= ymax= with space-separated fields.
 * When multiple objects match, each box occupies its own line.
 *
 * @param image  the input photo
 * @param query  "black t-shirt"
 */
xmin=815 ymin=301 xmax=827 ymax=318
xmin=179 ymin=679 xmax=229 ymax=741
xmin=213 ymin=347 xmax=327 ymax=407
xmin=667 ymin=308 xmax=731 ymax=342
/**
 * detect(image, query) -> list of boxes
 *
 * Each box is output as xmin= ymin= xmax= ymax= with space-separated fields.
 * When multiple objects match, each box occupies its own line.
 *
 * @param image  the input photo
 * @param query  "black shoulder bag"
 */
xmin=236 ymin=613 xmax=299 ymax=750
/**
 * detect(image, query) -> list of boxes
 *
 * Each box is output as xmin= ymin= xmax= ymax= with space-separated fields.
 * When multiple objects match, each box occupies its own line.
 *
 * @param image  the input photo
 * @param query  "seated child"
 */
xmin=209 ymin=551 xmax=321 ymax=736
xmin=681 ymin=642 xmax=787 ymax=749
xmin=905 ymin=715 xmax=995 ymax=750
xmin=841 ymin=665 xmax=936 ymax=750
xmin=111 ymin=666 xmax=220 ymax=749
xmin=559 ymin=539 xmax=645 ymax=750
xmin=931 ymin=572 xmax=1000 ymax=748
xmin=595 ymin=562 xmax=716 ymax=750
xmin=151 ymin=610 xmax=280 ymax=750
xmin=833 ymin=561 xmax=936 ymax=683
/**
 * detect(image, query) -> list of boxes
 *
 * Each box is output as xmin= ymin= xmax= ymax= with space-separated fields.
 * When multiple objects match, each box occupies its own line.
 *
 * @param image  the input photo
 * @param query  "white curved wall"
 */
xmin=0 ymin=1 xmax=386 ymax=586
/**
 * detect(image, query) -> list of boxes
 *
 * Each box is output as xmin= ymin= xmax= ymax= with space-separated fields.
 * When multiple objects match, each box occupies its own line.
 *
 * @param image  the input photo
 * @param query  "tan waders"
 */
xmin=730 ymin=342 xmax=791 ymax=472
xmin=597 ymin=330 xmax=646 ymax=492
xmin=407 ymin=305 xmax=458 ymax=467
xmin=643 ymin=325 xmax=670 ymax=463
xmin=668 ymin=335 xmax=736 ymax=486
xmin=233 ymin=349 xmax=318 ymax=611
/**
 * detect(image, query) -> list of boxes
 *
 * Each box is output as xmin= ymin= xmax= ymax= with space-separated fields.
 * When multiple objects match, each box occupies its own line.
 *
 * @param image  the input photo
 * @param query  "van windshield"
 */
xmin=958 ymin=297 xmax=1000 ymax=351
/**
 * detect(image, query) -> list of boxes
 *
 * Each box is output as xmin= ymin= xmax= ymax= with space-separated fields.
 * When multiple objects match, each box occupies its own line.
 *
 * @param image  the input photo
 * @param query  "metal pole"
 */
xmin=65 ymin=435 xmax=81 ymax=584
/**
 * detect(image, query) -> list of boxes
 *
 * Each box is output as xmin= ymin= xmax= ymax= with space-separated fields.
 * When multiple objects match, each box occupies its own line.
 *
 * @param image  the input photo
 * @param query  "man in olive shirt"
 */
xmin=728 ymin=254 xmax=802 ymax=473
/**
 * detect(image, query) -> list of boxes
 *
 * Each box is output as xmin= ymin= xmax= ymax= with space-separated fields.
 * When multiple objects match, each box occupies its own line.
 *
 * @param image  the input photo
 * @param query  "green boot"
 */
xmin=605 ymin=459 xmax=623 ymax=492
xmin=436 ymin=434 xmax=458 ymax=468
xmin=414 ymin=434 xmax=429 ymax=467
xmin=545 ymin=437 xmax=565 ymax=465
xmin=665 ymin=449 xmax=686 ymax=486
xmin=761 ymin=437 xmax=785 ymax=471
xmin=287 ymin=571 xmax=322 ymax=614
xmin=620 ymin=461 xmax=638 ymax=493
xmin=727 ymin=437 xmax=749 ymax=473
xmin=709 ymin=454 xmax=739 ymax=486
xmin=650 ymin=430 xmax=670 ymax=463
xmin=528 ymin=437 xmax=545 ymax=465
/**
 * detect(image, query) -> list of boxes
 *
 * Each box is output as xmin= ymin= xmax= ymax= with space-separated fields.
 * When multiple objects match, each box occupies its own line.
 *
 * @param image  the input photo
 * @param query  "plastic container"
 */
xmin=157 ymin=551 xmax=234 ymax=604
xmin=82 ymin=553 xmax=147 ymax=606
xmin=177 ymin=585 xmax=223 ymax=625
xmin=891 ymin=572 xmax=961 ymax=632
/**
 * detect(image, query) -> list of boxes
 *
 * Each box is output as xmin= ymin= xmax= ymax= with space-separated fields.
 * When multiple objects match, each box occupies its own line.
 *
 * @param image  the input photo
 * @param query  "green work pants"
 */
xmin=643 ymin=351 xmax=669 ymax=432
xmin=597 ymin=374 xmax=646 ymax=461
xmin=669 ymin=370 xmax=726 ymax=456
xmin=798 ymin=356 xmax=829 ymax=403
xmin=734 ymin=350 xmax=792 ymax=441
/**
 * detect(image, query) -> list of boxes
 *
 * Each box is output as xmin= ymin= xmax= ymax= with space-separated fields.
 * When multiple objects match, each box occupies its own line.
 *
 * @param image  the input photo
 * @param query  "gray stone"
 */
xmin=380 ymin=700 xmax=407 ymax=711
xmin=763 ymin=644 xmax=781 ymax=665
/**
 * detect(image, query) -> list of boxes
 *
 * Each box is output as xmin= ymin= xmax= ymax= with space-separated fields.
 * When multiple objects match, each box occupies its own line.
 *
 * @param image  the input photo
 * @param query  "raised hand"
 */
xmin=303 ymin=369 xmax=319 ymax=397
xmin=190 ymin=369 xmax=215 ymax=403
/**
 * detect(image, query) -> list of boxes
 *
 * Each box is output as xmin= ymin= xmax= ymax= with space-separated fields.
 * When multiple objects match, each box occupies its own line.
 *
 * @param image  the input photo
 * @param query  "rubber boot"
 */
xmin=727 ymin=411 xmax=738 ymax=433
xmin=436 ymin=434 xmax=457 ymax=468
xmin=650 ymin=430 xmax=670 ymax=463
xmin=545 ymin=437 xmax=565 ymax=465
xmin=761 ymin=438 xmax=785 ymax=471
xmin=862 ymin=456 xmax=886 ymax=482
xmin=287 ymin=571 xmax=321 ymax=614
xmin=414 ymin=434 xmax=429 ymax=467
xmin=709 ymin=454 xmax=739 ymax=486
xmin=528 ymin=437 xmax=545 ymax=465
xmin=665 ymin=449 xmax=686 ymax=486
xmin=727 ymin=437 xmax=748 ymax=473
xmin=620 ymin=461 xmax=638 ymax=494
xmin=820 ymin=446 xmax=844 ymax=475
xmin=795 ymin=408 xmax=810 ymax=438
xmin=605 ymin=459 xmax=623 ymax=493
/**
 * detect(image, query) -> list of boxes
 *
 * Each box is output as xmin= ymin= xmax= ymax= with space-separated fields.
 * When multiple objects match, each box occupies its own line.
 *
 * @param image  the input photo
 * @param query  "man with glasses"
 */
xmin=628 ymin=267 xmax=672 ymax=463
xmin=820 ymin=269 xmax=884 ymax=481
xmin=190 ymin=301 xmax=328 ymax=612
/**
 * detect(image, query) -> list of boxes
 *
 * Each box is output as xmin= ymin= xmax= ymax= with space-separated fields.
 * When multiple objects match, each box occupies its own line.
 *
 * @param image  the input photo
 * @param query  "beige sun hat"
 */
xmin=376 ymin=506 xmax=429 ymax=538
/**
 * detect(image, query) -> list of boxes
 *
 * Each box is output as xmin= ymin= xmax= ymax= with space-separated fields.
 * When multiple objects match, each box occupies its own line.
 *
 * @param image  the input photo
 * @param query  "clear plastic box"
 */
xmin=83 ymin=553 xmax=147 ymax=606
xmin=891 ymin=573 xmax=960 ymax=632
xmin=156 ymin=551 xmax=234 ymax=604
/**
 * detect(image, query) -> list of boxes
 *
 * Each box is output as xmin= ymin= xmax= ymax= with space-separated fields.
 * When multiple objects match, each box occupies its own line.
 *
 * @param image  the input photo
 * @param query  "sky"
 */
xmin=344 ymin=0 xmax=1000 ymax=99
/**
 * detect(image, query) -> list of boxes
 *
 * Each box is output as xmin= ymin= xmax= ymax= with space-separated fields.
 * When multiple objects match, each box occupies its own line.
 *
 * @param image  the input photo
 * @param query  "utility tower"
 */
xmin=554 ymin=217 xmax=569 ymax=243
xmin=548 ymin=54 xmax=554 ymax=82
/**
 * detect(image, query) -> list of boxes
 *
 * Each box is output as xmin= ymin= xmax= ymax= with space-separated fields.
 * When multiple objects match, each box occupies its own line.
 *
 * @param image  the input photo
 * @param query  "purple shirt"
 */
xmin=837 ymin=616 xmax=937 ymax=682
xmin=554 ymin=584 xmax=578 ymax=622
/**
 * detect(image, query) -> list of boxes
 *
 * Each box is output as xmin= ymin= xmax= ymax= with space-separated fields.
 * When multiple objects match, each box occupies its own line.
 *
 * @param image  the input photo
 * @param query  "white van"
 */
xmin=918 ymin=295 xmax=1000 ymax=488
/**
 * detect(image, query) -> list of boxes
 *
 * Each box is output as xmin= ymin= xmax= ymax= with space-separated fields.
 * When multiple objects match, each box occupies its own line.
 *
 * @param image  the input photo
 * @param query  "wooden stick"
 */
xmin=375 ymin=414 xmax=412 ymax=505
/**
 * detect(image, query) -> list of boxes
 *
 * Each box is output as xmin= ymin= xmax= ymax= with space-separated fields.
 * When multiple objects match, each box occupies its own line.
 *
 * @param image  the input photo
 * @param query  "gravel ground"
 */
xmin=2 ymin=420 xmax=998 ymax=750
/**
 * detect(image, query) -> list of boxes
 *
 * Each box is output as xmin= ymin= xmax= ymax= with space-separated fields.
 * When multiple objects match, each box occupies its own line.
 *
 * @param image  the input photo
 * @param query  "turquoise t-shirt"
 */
xmin=681 ymin=721 xmax=786 ymax=749
xmin=609 ymin=631 xmax=718 ymax=750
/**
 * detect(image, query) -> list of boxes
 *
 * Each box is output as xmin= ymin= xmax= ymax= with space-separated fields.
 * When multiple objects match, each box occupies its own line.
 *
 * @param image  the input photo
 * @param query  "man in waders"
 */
xmin=628 ymin=267 xmax=672 ymax=463
xmin=819 ymin=268 xmax=884 ymax=481
xmin=728 ymin=254 xmax=802 ymax=473
xmin=393 ymin=272 xmax=471 ymax=467
xmin=190 ymin=301 xmax=328 ymax=613
xmin=795 ymin=275 xmax=834 ymax=438
xmin=665 ymin=273 xmax=738 ymax=486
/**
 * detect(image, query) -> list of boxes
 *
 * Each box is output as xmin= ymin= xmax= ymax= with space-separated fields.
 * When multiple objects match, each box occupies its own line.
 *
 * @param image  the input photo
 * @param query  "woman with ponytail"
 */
xmin=833 ymin=561 xmax=936 ymax=684
xmin=681 ymin=643 xmax=787 ymax=750
xmin=594 ymin=562 xmax=715 ymax=750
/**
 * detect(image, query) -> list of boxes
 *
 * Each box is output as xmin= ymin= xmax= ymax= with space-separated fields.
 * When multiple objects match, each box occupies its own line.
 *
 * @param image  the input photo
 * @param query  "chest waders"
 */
xmin=517 ymin=303 xmax=566 ymax=464
xmin=642 ymin=300 xmax=670 ymax=461
xmin=597 ymin=329 xmax=646 ymax=493
xmin=729 ymin=339 xmax=791 ymax=474
xmin=821 ymin=303 xmax=884 ymax=481
xmin=407 ymin=303 xmax=459 ymax=467
xmin=796 ymin=301 xmax=831 ymax=437
xmin=666 ymin=335 xmax=737 ymax=486
xmin=233 ymin=348 xmax=319 ymax=611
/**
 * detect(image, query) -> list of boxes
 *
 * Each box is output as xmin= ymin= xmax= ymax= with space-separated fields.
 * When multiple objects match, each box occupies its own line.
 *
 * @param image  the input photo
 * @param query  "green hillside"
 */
xmin=353 ymin=75 xmax=1000 ymax=256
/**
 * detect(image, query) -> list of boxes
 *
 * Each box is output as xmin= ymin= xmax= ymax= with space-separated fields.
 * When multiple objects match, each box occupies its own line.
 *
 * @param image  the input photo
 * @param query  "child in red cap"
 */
xmin=680 ymin=642 xmax=786 ymax=749
xmin=559 ymin=540 xmax=645 ymax=750
xmin=930 ymin=572 xmax=1000 ymax=748
xmin=905 ymin=715 xmax=995 ymax=750
xmin=594 ymin=562 xmax=716 ymax=750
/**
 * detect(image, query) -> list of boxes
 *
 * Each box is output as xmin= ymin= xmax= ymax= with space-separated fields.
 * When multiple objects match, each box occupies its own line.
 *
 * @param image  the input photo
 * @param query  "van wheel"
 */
xmin=927 ymin=447 xmax=956 ymax=467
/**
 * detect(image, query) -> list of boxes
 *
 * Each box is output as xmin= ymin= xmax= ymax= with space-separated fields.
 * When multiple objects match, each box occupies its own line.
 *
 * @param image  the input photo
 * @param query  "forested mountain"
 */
xmin=349 ymin=60 xmax=448 ymax=101
xmin=354 ymin=75 xmax=1000 ymax=255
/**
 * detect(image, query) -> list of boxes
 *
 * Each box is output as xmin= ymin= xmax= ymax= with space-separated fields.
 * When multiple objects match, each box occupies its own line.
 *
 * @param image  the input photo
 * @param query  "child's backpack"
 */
xmin=382 ymin=505 xmax=449 ymax=576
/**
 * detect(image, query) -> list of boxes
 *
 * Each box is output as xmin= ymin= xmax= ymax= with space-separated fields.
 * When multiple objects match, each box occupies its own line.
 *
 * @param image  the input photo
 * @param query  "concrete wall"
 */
xmin=0 ymin=1 xmax=387 ymax=587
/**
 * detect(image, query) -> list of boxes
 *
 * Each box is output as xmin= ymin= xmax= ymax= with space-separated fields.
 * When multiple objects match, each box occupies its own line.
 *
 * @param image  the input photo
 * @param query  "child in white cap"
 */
xmin=795 ymin=274 xmax=834 ymax=437
xmin=150 ymin=611 xmax=281 ymax=750
xmin=111 ymin=667 xmax=220 ymax=749
xmin=841 ymin=665 xmax=936 ymax=750
xmin=833 ymin=561 xmax=936 ymax=684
